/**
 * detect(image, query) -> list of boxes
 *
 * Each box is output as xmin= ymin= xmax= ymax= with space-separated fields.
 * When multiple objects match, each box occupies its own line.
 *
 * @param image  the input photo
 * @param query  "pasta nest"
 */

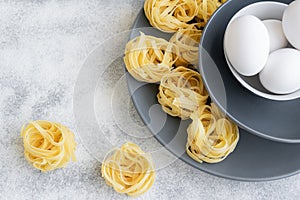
xmin=169 ymin=24 xmax=202 ymax=66
xmin=144 ymin=0 xmax=199 ymax=33
xmin=21 ymin=120 xmax=77 ymax=172
xmin=101 ymin=142 xmax=155 ymax=197
xmin=186 ymin=103 xmax=239 ymax=163
xmin=157 ymin=66 xmax=208 ymax=119
xmin=196 ymin=0 xmax=226 ymax=25
xmin=124 ymin=32 xmax=179 ymax=83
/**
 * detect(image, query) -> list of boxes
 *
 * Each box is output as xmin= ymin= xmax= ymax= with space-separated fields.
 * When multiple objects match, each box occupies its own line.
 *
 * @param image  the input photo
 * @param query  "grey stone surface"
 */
xmin=0 ymin=0 xmax=299 ymax=199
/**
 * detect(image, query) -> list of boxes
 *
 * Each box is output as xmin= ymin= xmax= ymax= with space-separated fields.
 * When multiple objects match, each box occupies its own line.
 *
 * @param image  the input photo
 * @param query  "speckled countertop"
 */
xmin=0 ymin=0 xmax=300 ymax=199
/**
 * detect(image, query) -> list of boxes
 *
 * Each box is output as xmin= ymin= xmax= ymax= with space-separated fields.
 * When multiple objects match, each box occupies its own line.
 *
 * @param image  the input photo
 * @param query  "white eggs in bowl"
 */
xmin=224 ymin=1 xmax=300 ymax=101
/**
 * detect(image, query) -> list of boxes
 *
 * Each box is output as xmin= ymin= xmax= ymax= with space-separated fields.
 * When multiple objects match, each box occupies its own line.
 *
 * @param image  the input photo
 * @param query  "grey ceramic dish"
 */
xmin=199 ymin=0 xmax=299 ymax=143
xmin=126 ymin=4 xmax=300 ymax=181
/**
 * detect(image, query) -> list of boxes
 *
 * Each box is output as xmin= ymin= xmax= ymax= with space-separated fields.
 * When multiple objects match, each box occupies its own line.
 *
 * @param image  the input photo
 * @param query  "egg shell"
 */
xmin=259 ymin=48 xmax=300 ymax=94
xmin=263 ymin=20 xmax=288 ymax=52
xmin=282 ymin=0 xmax=300 ymax=50
xmin=224 ymin=15 xmax=270 ymax=76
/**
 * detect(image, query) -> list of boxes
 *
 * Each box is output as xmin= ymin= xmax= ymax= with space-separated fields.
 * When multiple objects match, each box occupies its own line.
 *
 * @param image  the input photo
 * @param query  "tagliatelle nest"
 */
xmin=157 ymin=66 xmax=208 ymax=119
xmin=196 ymin=0 xmax=226 ymax=25
xmin=124 ymin=32 xmax=179 ymax=83
xmin=101 ymin=142 xmax=156 ymax=197
xmin=144 ymin=0 xmax=199 ymax=33
xmin=169 ymin=24 xmax=202 ymax=66
xmin=186 ymin=103 xmax=239 ymax=163
xmin=21 ymin=120 xmax=77 ymax=172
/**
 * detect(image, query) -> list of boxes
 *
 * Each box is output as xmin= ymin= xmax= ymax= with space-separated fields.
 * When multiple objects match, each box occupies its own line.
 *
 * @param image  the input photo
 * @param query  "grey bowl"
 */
xmin=199 ymin=0 xmax=300 ymax=143
xmin=126 ymin=5 xmax=300 ymax=181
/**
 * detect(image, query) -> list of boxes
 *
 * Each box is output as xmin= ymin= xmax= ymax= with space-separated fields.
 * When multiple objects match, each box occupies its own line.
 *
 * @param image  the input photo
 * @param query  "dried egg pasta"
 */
xmin=186 ymin=103 xmax=239 ymax=163
xmin=21 ymin=120 xmax=76 ymax=172
xmin=169 ymin=24 xmax=202 ymax=66
xmin=157 ymin=66 xmax=208 ymax=119
xmin=124 ymin=32 xmax=179 ymax=83
xmin=196 ymin=0 xmax=226 ymax=25
xmin=144 ymin=0 xmax=199 ymax=32
xmin=101 ymin=142 xmax=155 ymax=197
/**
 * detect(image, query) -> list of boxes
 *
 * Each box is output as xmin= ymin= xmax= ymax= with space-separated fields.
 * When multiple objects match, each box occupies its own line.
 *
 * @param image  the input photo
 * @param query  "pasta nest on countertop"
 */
xmin=101 ymin=142 xmax=156 ymax=197
xmin=21 ymin=120 xmax=76 ymax=172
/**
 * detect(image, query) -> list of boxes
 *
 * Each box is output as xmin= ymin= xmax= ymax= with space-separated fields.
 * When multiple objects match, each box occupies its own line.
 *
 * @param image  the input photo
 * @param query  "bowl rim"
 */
xmin=199 ymin=0 xmax=300 ymax=143
xmin=223 ymin=1 xmax=300 ymax=101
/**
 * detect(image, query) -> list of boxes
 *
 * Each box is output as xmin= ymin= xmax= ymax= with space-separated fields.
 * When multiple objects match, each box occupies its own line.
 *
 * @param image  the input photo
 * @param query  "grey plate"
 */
xmin=199 ymin=0 xmax=300 ymax=143
xmin=126 ymin=7 xmax=300 ymax=181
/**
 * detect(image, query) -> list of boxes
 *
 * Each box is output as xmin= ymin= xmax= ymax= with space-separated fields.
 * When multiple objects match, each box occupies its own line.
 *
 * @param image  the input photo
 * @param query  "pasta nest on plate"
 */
xmin=101 ymin=142 xmax=155 ymax=197
xmin=186 ymin=103 xmax=239 ymax=163
xmin=144 ymin=0 xmax=199 ymax=33
xmin=124 ymin=32 xmax=179 ymax=83
xmin=196 ymin=0 xmax=226 ymax=25
xmin=157 ymin=66 xmax=208 ymax=119
xmin=21 ymin=120 xmax=76 ymax=172
xmin=169 ymin=23 xmax=202 ymax=66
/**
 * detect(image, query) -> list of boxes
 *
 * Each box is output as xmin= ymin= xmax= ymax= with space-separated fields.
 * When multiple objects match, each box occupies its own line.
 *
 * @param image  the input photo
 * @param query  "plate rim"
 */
xmin=126 ymin=7 xmax=300 ymax=181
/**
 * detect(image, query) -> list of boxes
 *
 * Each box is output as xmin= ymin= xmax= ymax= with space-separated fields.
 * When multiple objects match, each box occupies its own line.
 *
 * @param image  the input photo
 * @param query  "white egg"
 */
xmin=282 ymin=0 xmax=300 ymax=50
xmin=259 ymin=48 xmax=300 ymax=94
xmin=263 ymin=20 xmax=288 ymax=52
xmin=224 ymin=15 xmax=270 ymax=76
